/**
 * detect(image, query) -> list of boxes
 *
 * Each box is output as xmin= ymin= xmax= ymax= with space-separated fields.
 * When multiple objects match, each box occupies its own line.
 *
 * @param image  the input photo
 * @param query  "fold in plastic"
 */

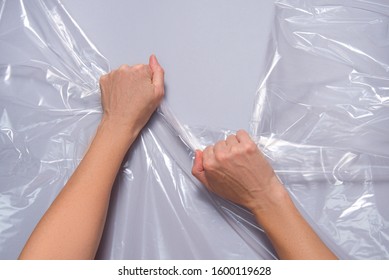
xmin=0 ymin=0 xmax=388 ymax=259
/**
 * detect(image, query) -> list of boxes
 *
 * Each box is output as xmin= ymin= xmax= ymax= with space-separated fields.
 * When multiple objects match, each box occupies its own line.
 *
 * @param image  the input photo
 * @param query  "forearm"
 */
xmin=252 ymin=182 xmax=337 ymax=260
xmin=19 ymin=119 xmax=135 ymax=259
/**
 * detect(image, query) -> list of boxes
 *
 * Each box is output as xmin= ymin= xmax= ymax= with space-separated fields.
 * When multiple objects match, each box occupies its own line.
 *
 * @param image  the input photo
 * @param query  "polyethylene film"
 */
xmin=251 ymin=0 xmax=389 ymax=259
xmin=1 ymin=0 xmax=388 ymax=260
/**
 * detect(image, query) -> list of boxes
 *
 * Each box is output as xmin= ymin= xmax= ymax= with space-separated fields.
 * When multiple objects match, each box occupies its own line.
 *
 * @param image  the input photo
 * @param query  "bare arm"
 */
xmin=192 ymin=130 xmax=337 ymax=260
xmin=19 ymin=55 xmax=164 ymax=260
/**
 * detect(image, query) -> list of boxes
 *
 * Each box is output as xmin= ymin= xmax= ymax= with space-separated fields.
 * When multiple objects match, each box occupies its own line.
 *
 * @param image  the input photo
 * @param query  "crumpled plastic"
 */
xmin=0 ymin=0 xmax=388 ymax=259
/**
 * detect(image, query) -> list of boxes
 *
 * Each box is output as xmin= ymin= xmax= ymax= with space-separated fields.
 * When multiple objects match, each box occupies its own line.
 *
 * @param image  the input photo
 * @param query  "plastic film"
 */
xmin=251 ymin=0 xmax=389 ymax=259
xmin=1 ymin=0 xmax=389 ymax=260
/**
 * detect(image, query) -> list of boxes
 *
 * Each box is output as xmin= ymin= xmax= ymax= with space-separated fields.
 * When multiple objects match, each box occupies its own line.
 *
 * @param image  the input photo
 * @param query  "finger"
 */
xmin=214 ymin=139 xmax=227 ymax=154
xmin=191 ymin=150 xmax=208 ymax=187
xmin=99 ymin=73 xmax=108 ymax=82
xmin=142 ymin=64 xmax=152 ymax=78
xmin=203 ymin=145 xmax=214 ymax=159
xmin=99 ymin=74 xmax=109 ymax=95
xmin=203 ymin=145 xmax=216 ymax=170
xmin=236 ymin=129 xmax=252 ymax=143
xmin=149 ymin=54 xmax=165 ymax=96
xmin=225 ymin=134 xmax=239 ymax=146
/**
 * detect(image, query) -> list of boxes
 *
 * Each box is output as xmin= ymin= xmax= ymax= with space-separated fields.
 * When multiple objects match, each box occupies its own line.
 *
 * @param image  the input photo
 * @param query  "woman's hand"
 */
xmin=192 ymin=129 xmax=283 ymax=213
xmin=99 ymin=54 xmax=164 ymax=140
xmin=192 ymin=130 xmax=337 ymax=259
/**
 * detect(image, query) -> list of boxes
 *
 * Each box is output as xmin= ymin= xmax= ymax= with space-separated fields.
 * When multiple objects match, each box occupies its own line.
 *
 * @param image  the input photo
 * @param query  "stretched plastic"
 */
xmin=1 ymin=0 xmax=388 ymax=259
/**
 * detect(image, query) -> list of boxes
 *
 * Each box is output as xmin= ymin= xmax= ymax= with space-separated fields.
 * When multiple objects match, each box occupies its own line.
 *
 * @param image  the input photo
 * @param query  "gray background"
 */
xmin=62 ymin=0 xmax=275 ymax=132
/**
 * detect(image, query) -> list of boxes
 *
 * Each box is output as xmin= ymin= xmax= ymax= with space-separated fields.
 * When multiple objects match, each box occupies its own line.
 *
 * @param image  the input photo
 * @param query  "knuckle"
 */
xmin=99 ymin=74 xmax=108 ymax=84
xmin=134 ymin=64 xmax=147 ymax=71
xmin=137 ymin=64 xmax=152 ymax=77
xmin=203 ymin=159 xmax=214 ymax=171
xmin=117 ymin=64 xmax=151 ymax=79
xmin=202 ymin=150 xmax=216 ymax=171
xmin=237 ymin=129 xmax=247 ymax=137
xmin=226 ymin=134 xmax=236 ymax=144
xmin=216 ymin=154 xmax=228 ymax=164
xmin=244 ymin=140 xmax=257 ymax=154
xmin=230 ymin=145 xmax=240 ymax=156
xmin=155 ymin=88 xmax=165 ymax=99
xmin=118 ymin=64 xmax=131 ymax=72
xmin=215 ymin=150 xmax=227 ymax=162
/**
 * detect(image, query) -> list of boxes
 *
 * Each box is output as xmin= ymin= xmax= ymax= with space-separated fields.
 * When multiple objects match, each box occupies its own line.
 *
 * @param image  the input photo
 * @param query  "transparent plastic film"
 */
xmin=0 ymin=0 xmax=109 ymax=259
xmin=1 ymin=0 xmax=388 ymax=260
xmin=251 ymin=0 xmax=389 ymax=259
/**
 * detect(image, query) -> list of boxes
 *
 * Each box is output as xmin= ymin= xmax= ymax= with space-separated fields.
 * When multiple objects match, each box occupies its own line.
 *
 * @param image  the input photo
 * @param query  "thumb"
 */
xmin=192 ymin=150 xmax=208 ymax=187
xmin=149 ymin=54 xmax=165 ymax=96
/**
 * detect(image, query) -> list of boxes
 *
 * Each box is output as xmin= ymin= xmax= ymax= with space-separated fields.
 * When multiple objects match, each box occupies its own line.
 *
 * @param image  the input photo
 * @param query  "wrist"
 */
xmin=97 ymin=116 xmax=139 ymax=150
xmin=249 ymin=178 xmax=290 ymax=222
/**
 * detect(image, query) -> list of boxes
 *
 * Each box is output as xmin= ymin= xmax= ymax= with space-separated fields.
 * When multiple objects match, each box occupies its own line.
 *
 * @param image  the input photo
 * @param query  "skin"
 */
xmin=192 ymin=131 xmax=338 ymax=260
xmin=19 ymin=55 xmax=164 ymax=259
xmin=19 ymin=55 xmax=336 ymax=260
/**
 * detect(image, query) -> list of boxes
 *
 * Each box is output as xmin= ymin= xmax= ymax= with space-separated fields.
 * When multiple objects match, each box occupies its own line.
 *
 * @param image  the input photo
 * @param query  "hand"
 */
xmin=192 ymin=130 xmax=283 ymax=212
xmin=192 ymin=130 xmax=338 ymax=260
xmin=99 ymin=55 xmax=164 ymax=137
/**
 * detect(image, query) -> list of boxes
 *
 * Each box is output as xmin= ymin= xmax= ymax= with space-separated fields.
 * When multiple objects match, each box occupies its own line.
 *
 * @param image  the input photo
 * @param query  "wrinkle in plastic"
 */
xmin=1 ymin=0 xmax=388 ymax=260
xmin=251 ymin=0 xmax=389 ymax=259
